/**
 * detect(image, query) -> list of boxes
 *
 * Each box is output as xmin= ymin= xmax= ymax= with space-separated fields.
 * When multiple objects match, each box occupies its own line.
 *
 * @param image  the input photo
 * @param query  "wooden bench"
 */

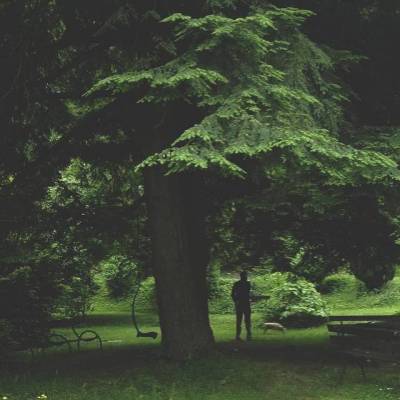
xmin=327 ymin=315 xmax=400 ymax=378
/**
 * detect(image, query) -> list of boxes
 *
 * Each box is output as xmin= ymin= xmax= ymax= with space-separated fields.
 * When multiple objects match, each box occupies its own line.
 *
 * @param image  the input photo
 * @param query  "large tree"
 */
xmin=2 ymin=0 xmax=400 ymax=359
xmin=74 ymin=2 xmax=400 ymax=358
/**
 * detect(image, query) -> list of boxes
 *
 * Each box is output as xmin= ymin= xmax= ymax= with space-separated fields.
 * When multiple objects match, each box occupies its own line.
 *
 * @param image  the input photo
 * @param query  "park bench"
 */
xmin=327 ymin=315 xmax=400 ymax=378
xmin=46 ymin=319 xmax=103 ymax=353
xmin=0 ymin=320 xmax=103 ymax=365
xmin=10 ymin=318 xmax=103 ymax=357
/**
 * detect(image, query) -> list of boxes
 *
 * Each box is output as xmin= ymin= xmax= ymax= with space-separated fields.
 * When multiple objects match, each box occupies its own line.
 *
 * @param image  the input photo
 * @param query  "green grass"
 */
xmin=1 ymin=312 xmax=400 ymax=400
xmin=3 ymin=272 xmax=400 ymax=400
xmin=324 ymin=272 xmax=400 ymax=316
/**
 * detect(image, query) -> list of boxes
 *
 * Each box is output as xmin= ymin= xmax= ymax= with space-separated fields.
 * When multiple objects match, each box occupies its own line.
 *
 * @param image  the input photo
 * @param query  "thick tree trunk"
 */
xmin=144 ymin=167 xmax=214 ymax=360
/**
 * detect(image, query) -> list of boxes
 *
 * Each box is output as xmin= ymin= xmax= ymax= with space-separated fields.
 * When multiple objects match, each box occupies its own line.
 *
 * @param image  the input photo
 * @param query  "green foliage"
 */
xmin=251 ymin=271 xmax=289 ymax=295
xmin=207 ymin=262 xmax=222 ymax=299
xmin=88 ymin=275 xmax=158 ymax=314
xmin=208 ymin=277 xmax=235 ymax=314
xmin=101 ymin=255 xmax=138 ymax=298
xmin=209 ymin=271 xmax=296 ymax=315
xmin=85 ymin=6 xmax=400 ymax=185
xmin=323 ymin=270 xmax=400 ymax=313
xmin=272 ymin=234 xmax=337 ymax=284
xmin=0 ymin=263 xmax=59 ymax=350
xmin=212 ymin=170 xmax=400 ymax=289
xmin=137 ymin=277 xmax=158 ymax=312
xmin=263 ymin=275 xmax=327 ymax=327
xmin=56 ymin=276 xmax=98 ymax=319
xmin=207 ymin=0 xmax=239 ymax=11
xmin=319 ymin=272 xmax=357 ymax=294
xmin=2 ymin=0 xmax=400 ymax=356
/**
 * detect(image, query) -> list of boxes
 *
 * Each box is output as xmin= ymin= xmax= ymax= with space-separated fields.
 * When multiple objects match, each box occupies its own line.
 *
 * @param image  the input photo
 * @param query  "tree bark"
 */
xmin=144 ymin=167 xmax=215 ymax=360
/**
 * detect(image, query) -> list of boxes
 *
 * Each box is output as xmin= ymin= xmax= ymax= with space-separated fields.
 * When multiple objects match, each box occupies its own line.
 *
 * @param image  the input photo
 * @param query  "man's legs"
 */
xmin=244 ymin=306 xmax=251 ymax=340
xmin=235 ymin=306 xmax=243 ymax=340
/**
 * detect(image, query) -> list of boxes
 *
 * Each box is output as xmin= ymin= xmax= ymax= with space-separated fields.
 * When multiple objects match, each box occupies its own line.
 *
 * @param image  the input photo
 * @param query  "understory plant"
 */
xmin=263 ymin=275 xmax=328 ymax=327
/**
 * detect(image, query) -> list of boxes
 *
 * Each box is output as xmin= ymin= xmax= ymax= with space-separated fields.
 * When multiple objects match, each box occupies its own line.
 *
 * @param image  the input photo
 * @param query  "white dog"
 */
xmin=262 ymin=322 xmax=286 ymax=333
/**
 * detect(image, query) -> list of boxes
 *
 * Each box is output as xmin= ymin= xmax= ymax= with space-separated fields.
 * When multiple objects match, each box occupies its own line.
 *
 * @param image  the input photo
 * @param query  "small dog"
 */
xmin=262 ymin=322 xmax=286 ymax=333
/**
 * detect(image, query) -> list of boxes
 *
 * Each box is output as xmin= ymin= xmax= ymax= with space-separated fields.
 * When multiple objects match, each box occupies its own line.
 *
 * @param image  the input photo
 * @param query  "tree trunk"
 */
xmin=144 ymin=167 xmax=215 ymax=360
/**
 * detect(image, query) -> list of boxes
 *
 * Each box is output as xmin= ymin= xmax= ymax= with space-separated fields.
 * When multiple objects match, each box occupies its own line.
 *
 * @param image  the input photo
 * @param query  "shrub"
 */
xmin=252 ymin=271 xmax=289 ymax=294
xmin=56 ymin=275 xmax=98 ymax=319
xmin=319 ymin=273 xmax=354 ymax=294
xmin=319 ymin=271 xmax=367 ymax=295
xmin=136 ymin=277 xmax=158 ymax=312
xmin=101 ymin=255 xmax=137 ymax=298
xmin=208 ymin=272 xmax=290 ymax=314
xmin=209 ymin=277 xmax=235 ymax=314
xmin=263 ymin=276 xmax=328 ymax=327
xmin=209 ymin=272 xmax=293 ymax=314
xmin=250 ymin=272 xmax=289 ymax=312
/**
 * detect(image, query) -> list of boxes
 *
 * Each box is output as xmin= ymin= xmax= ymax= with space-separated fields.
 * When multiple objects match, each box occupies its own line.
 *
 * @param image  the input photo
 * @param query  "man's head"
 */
xmin=240 ymin=271 xmax=248 ymax=281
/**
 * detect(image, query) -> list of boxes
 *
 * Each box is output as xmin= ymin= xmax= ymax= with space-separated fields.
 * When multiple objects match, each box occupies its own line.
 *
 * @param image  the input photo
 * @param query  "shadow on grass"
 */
xmin=2 ymin=314 xmax=400 ymax=400
xmin=2 ymin=342 xmax=162 ymax=378
xmin=2 ymin=335 xmax=347 ymax=381
xmin=0 ymin=313 xmax=372 ymax=381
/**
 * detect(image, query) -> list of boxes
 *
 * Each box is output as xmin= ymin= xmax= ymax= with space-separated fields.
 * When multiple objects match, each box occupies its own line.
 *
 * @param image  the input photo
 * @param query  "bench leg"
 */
xmin=77 ymin=330 xmax=103 ymax=352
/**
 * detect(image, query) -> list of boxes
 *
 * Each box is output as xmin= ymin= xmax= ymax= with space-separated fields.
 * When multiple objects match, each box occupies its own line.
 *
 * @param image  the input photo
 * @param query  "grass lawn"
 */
xmin=1 ymin=312 xmax=400 ymax=400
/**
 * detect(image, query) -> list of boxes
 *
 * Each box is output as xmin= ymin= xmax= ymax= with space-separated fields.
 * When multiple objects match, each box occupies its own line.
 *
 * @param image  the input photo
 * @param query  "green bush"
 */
xmin=251 ymin=272 xmax=289 ymax=294
xmin=56 ymin=275 xmax=98 ymax=318
xmin=101 ymin=255 xmax=137 ymax=298
xmin=208 ymin=271 xmax=291 ymax=314
xmin=263 ymin=276 xmax=328 ymax=327
xmin=249 ymin=272 xmax=288 ymax=313
xmin=136 ymin=277 xmax=158 ymax=312
xmin=209 ymin=277 xmax=235 ymax=314
xmin=319 ymin=272 xmax=356 ymax=294
xmin=208 ymin=272 xmax=290 ymax=314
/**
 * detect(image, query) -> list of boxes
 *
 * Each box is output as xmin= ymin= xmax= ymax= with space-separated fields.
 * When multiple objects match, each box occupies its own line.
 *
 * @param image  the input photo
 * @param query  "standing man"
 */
xmin=231 ymin=271 xmax=252 ymax=341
